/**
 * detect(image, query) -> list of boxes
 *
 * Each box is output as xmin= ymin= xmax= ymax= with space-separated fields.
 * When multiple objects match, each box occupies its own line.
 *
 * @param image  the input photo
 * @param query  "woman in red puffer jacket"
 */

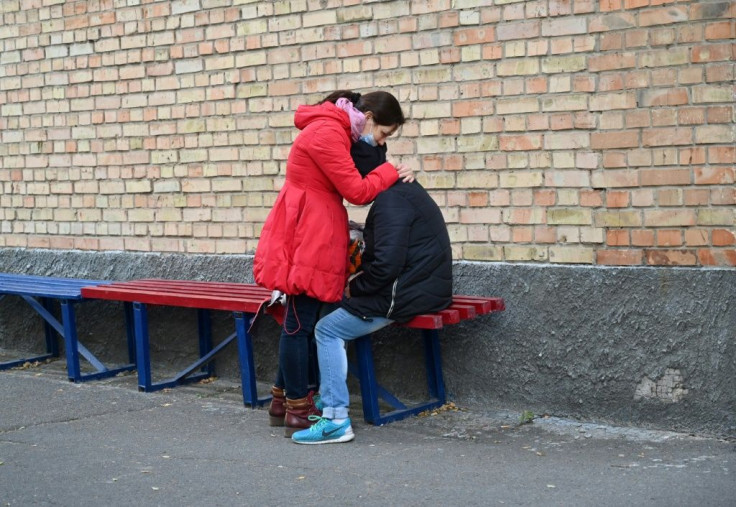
xmin=253 ymin=90 xmax=410 ymax=436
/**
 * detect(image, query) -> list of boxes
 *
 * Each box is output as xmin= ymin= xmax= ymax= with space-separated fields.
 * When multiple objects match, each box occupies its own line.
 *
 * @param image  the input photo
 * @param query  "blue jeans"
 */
xmin=314 ymin=308 xmax=393 ymax=419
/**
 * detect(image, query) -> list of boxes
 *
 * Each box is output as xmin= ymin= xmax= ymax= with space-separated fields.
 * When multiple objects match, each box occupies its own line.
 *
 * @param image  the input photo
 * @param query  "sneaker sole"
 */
xmin=292 ymin=432 xmax=355 ymax=445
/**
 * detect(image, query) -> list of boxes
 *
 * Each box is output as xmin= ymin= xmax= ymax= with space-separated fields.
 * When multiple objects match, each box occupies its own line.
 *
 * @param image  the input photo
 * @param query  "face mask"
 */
xmin=360 ymin=133 xmax=377 ymax=147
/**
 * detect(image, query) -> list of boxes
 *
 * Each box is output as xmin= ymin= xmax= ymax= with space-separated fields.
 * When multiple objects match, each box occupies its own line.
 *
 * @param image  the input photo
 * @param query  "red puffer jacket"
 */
xmin=253 ymin=101 xmax=399 ymax=303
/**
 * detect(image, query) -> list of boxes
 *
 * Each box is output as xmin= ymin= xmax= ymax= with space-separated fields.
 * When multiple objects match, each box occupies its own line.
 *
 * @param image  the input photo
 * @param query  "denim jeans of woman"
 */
xmin=314 ymin=307 xmax=393 ymax=419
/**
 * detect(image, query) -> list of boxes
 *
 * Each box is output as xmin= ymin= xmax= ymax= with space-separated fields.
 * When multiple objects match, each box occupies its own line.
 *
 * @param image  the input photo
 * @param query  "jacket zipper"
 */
xmin=386 ymin=277 xmax=399 ymax=318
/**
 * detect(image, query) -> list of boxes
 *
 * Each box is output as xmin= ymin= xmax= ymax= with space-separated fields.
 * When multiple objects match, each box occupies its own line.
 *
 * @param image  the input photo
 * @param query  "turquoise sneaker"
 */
xmin=291 ymin=415 xmax=354 ymax=445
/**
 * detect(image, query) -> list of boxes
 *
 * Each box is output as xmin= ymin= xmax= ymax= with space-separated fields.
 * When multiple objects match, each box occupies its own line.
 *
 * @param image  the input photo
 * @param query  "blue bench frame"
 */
xmin=81 ymin=279 xmax=275 ymax=407
xmin=348 ymin=296 xmax=505 ymax=426
xmin=0 ymin=274 xmax=136 ymax=382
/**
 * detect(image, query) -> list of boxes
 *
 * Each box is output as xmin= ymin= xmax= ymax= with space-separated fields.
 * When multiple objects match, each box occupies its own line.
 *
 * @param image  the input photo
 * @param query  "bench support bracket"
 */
xmin=352 ymin=328 xmax=446 ymax=426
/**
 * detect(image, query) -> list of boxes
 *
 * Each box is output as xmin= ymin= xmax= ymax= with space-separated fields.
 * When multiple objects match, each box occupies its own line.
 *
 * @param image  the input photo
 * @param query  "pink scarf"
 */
xmin=335 ymin=97 xmax=366 ymax=142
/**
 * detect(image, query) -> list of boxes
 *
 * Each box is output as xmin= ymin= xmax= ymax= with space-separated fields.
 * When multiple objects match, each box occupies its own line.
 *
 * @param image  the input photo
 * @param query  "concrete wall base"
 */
xmin=1 ymin=248 xmax=733 ymax=438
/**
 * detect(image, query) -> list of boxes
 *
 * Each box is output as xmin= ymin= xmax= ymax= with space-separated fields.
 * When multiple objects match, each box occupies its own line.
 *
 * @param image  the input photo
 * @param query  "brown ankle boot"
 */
xmin=268 ymin=386 xmax=286 ymax=426
xmin=284 ymin=391 xmax=322 ymax=437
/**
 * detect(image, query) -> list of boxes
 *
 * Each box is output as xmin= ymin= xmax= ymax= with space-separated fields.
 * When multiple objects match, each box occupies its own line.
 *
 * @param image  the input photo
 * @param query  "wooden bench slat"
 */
xmin=448 ymin=303 xmax=477 ymax=320
xmin=113 ymin=279 xmax=272 ymax=295
xmin=81 ymin=285 xmax=269 ymax=313
xmin=103 ymin=283 xmax=272 ymax=301
xmin=401 ymin=313 xmax=444 ymax=329
xmin=451 ymin=296 xmax=505 ymax=314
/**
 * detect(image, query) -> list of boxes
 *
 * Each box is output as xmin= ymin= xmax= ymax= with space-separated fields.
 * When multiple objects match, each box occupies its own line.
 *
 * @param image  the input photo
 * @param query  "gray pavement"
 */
xmin=1 ymin=361 xmax=734 ymax=507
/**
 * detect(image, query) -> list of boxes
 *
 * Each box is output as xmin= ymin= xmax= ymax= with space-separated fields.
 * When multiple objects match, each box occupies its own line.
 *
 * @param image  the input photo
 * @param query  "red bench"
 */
xmin=81 ymin=279 xmax=505 ymax=425
xmin=356 ymin=294 xmax=505 ymax=425
xmin=81 ymin=279 xmax=277 ymax=407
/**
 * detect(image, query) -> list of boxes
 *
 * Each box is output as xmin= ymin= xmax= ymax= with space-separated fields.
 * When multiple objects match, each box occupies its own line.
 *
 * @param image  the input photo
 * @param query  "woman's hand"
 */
xmin=394 ymin=162 xmax=415 ymax=183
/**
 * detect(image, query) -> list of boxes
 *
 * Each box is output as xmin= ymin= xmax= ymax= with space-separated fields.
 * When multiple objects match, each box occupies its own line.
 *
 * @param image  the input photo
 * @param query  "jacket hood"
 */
xmin=294 ymin=101 xmax=350 ymax=132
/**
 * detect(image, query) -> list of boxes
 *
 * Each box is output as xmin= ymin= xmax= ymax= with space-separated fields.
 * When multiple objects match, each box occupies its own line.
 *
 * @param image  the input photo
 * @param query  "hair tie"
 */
xmin=335 ymin=97 xmax=366 ymax=142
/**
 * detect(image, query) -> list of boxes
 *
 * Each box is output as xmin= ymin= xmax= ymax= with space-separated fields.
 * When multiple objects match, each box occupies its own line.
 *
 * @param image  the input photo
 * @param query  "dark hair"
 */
xmin=319 ymin=90 xmax=406 ymax=127
xmin=320 ymin=90 xmax=362 ymax=105
xmin=356 ymin=91 xmax=405 ymax=127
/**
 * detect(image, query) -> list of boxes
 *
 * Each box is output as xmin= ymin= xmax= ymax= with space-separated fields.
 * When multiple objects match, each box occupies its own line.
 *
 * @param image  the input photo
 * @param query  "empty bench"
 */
xmin=0 ymin=273 xmax=136 ymax=382
xmin=80 ymin=279 xmax=277 ymax=407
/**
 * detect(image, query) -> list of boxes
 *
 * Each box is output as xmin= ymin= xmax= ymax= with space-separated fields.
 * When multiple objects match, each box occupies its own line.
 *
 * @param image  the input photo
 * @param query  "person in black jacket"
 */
xmin=292 ymin=136 xmax=453 ymax=445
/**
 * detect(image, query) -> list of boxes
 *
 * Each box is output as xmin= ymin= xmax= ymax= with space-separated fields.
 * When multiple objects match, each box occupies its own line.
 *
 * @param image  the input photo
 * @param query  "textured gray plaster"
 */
xmin=0 ymin=249 xmax=733 ymax=437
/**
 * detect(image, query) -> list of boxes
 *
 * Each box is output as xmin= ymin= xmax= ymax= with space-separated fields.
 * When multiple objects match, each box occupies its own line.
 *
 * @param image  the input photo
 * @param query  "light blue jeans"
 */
xmin=314 ymin=308 xmax=393 ymax=419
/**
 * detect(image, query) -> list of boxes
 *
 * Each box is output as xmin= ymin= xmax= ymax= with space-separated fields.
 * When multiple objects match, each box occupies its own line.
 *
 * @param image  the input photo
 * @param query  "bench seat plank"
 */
xmin=81 ymin=279 xmax=272 ymax=313
xmin=0 ymin=273 xmax=136 ymax=381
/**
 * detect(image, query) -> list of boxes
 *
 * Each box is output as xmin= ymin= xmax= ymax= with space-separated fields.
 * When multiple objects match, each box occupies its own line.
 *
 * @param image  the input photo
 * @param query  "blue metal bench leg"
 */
xmin=41 ymin=298 xmax=60 ymax=358
xmin=353 ymin=330 xmax=446 ymax=426
xmin=123 ymin=302 xmax=136 ymax=365
xmin=233 ymin=311 xmax=270 ymax=407
xmin=134 ymin=302 xmax=153 ymax=391
xmin=60 ymin=299 xmax=82 ymax=382
xmin=60 ymin=300 xmax=136 ymax=383
xmin=422 ymin=329 xmax=446 ymax=404
xmin=197 ymin=309 xmax=215 ymax=377
xmin=355 ymin=334 xmax=381 ymax=424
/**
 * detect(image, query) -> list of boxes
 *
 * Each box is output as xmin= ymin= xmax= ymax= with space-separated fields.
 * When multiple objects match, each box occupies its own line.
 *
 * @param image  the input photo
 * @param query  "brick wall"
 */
xmin=0 ymin=0 xmax=734 ymax=266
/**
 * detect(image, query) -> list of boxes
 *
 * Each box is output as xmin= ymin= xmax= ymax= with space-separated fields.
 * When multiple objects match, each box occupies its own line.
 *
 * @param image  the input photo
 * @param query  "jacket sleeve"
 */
xmin=309 ymin=123 xmax=398 ymax=205
xmin=349 ymin=191 xmax=411 ymax=297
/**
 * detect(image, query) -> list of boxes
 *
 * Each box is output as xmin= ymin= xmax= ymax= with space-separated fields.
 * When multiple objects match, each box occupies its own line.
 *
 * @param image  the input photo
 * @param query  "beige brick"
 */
xmin=595 ymin=211 xmax=642 ymax=227
xmin=182 ymin=178 xmax=211 ymax=192
xmin=457 ymin=170 xmax=499 ymax=189
xmin=497 ymin=97 xmax=539 ymax=115
xmin=544 ymin=132 xmax=589 ymax=150
xmin=172 ymin=0 xmax=201 ymax=15
xmin=639 ymin=48 xmax=689 ymax=67
xmin=463 ymin=244 xmax=504 ymax=261
xmin=416 ymin=137 xmax=456 ymax=154
xmin=500 ymin=171 xmax=544 ymax=188
xmin=420 ymin=173 xmax=456 ymax=189
xmin=590 ymin=92 xmax=637 ymax=111
xmin=697 ymin=209 xmax=734 ymax=226
xmin=125 ymin=179 xmax=152 ymax=193
xmin=549 ymin=246 xmax=595 ymax=264
xmin=695 ymin=125 xmax=734 ymax=144
xmin=152 ymin=151 xmax=178 ymax=164
xmin=457 ymin=135 xmax=498 ymax=153
xmin=504 ymin=246 xmax=548 ymax=262
xmin=541 ymin=94 xmax=588 ymax=112
xmin=411 ymin=103 xmax=452 ymax=119
xmin=545 ymin=170 xmax=590 ymax=187
xmin=128 ymin=209 xmax=155 ymax=222
xmin=692 ymin=85 xmax=732 ymax=104
xmin=548 ymin=208 xmax=592 ymax=225
xmin=644 ymin=210 xmax=697 ymax=227
xmin=541 ymin=55 xmax=586 ymax=74
xmin=497 ymin=58 xmax=539 ymax=76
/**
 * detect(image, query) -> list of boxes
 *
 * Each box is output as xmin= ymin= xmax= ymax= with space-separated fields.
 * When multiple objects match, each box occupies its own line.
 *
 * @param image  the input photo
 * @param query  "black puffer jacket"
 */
xmin=344 ymin=143 xmax=453 ymax=323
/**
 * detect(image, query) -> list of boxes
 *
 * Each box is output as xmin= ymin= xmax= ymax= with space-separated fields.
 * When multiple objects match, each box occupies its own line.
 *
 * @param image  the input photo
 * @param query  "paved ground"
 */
xmin=0 ymin=360 xmax=734 ymax=507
